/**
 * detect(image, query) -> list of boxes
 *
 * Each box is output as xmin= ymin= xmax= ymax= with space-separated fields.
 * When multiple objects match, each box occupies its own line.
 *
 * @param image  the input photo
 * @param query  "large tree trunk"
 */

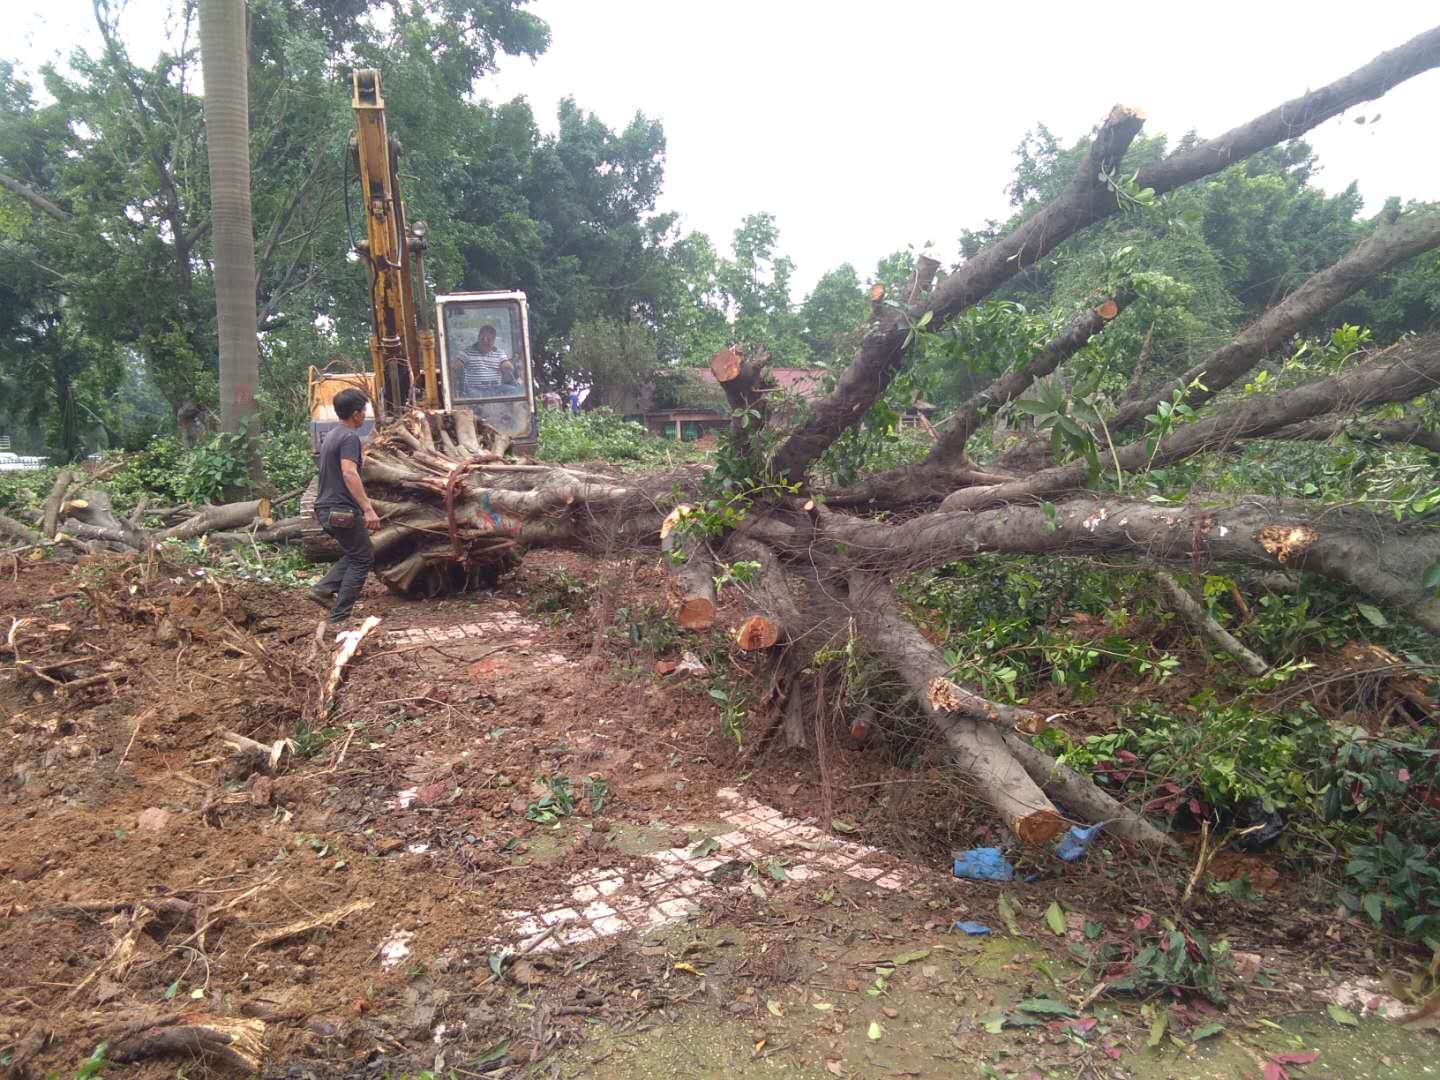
xmin=199 ymin=0 xmax=265 ymax=487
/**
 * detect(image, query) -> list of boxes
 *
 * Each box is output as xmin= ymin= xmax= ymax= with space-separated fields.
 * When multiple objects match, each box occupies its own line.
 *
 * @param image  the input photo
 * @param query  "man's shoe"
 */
xmin=308 ymin=587 xmax=337 ymax=610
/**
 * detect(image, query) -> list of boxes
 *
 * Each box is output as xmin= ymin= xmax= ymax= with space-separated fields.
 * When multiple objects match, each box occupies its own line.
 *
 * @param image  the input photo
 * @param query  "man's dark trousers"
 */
xmin=315 ymin=509 xmax=373 ymax=623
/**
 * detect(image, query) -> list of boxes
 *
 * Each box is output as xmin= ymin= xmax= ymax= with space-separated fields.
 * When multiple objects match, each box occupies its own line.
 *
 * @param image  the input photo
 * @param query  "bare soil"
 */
xmin=1 ymin=550 xmax=1433 ymax=1079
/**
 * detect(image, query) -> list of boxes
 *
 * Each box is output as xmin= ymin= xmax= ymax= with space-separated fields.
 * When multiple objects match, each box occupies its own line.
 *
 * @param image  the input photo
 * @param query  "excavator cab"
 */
xmin=436 ymin=290 xmax=538 ymax=453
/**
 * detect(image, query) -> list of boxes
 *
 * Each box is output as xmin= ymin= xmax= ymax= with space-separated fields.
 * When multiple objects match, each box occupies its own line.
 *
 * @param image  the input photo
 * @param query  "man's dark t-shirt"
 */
xmin=315 ymin=425 xmax=363 ymax=513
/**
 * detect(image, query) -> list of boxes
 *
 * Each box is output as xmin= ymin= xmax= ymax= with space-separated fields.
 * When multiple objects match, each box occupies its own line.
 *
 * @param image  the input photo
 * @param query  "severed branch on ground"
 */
xmin=1155 ymin=570 xmax=1270 ymax=678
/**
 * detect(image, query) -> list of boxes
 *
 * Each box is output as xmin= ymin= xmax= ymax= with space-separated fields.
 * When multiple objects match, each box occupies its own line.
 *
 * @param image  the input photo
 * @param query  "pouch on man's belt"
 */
xmin=324 ymin=509 xmax=355 ymax=529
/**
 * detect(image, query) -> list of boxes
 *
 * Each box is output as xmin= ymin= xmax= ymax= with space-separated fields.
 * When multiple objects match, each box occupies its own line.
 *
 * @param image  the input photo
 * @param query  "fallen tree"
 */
xmin=35 ymin=25 xmax=1440 ymax=850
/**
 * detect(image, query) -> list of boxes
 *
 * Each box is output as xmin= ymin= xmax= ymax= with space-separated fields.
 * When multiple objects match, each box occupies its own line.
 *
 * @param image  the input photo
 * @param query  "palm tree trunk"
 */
xmin=198 ymin=0 xmax=265 ymax=487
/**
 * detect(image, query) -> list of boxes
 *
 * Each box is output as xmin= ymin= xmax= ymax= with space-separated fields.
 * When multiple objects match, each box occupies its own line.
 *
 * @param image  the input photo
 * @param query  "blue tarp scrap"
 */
xmin=954 ymin=921 xmax=990 ymax=935
xmin=1055 ymin=822 xmax=1105 ymax=862
xmin=952 ymin=847 xmax=1015 ymax=881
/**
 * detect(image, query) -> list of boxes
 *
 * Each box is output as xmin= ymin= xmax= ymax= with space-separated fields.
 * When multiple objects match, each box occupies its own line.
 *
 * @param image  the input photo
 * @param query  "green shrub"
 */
xmin=103 ymin=435 xmax=188 ymax=511
xmin=258 ymin=427 xmax=315 ymax=499
xmin=901 ymin=560 xmax=1179 ymax=702
xmin=1043 ymin=699 xmax=1333 ymax=813
xmin=1321 ymin=733 xmax=1440 ymax=941
xmin=0 ymin=466 xmax=63 ymax=513
xmin=1035 ymin=701 xmax=1440 ymax=943
xmin=536 ymin=408 xmax=696 ymax=466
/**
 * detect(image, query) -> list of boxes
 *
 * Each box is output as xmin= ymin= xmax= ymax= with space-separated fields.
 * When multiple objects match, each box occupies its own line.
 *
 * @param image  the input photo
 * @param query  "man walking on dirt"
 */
xmin=310 ymin=388 xmax=381 ymax=625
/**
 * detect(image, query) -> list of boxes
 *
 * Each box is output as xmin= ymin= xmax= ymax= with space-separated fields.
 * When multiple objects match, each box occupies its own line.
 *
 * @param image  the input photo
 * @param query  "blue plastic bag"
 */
xmin=952 ymin=847 xmax=1015 ymax=881
xmin=1055 ymin=823 xmax=1105 ymax=862
xmin=954 ymin=921 xmax=990 ymax=935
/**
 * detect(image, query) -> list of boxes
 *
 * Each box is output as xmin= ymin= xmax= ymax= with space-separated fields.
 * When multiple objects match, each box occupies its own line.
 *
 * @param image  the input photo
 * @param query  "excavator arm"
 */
xmin=350 ymin=69 xmax=439 ymax=416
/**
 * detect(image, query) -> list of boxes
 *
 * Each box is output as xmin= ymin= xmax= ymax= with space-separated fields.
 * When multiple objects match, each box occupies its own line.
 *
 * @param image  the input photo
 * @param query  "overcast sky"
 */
xmin=10 ymin=1 xmax=1437 ymax=295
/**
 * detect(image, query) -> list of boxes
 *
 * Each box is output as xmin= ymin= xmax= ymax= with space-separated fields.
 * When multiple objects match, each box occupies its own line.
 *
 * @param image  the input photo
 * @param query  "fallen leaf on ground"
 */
xmin=1044 ymin=901 xmax=1066 ymax=935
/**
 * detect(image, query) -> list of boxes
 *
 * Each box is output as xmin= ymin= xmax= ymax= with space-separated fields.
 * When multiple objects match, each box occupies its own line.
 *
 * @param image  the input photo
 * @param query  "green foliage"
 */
xmin=708 ymin=680 xmax=747 ymax=749
xmin=1078 ymin=919 xmax=1232 ymax=1004
xmin=526 ymin=775 xmax=575 ymax=824
xmin=564 ymin=316 xmax=660 ymax=405
xmin=528 ymin=566 xmax=593 ymax=619
xmin=1046 ymin=699 xmax=1331 ymax=812
xmin=0 ymin=464 xmax=62 ymax=512
xmin=535 ymin=408 xmax=694 ymax=465
xmin=799 ymin=263 xmax=868 ymax=363
xmin=713 ymin=559 xmax=762 ymax=594
xmin=1014 ymin=370 xmax=1110 ymax=478
xmin=179 ymin=427 xmax=255 ymax=504
xmin=102 ymin=435 xmax=189 ymax=510
xmin=902 ymin=560 xmax=1179 ymax=702
xmin=1142 ymin=376 xmax=1205 ymax=463
xmin=1322 ymin=735 xmax=1440 ymax=940
xmin=614 ymin=600 xmax=680 ymax=658
xmin=259 ymin=427 xmax=317 ymax=499
xmin=2 ymin=425 xmax=313 ymax=520
xmin=69 ymin=1042 xmax=110 ymax=1080
xmin=1033 ymin=701 xmax=1440 ymax=943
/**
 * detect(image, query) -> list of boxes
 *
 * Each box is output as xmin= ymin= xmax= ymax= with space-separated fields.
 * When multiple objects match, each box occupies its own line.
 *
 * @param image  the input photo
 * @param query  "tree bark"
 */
xmin=40 ymin=469 xmax=74 ymax=537
xmin=0 ymin=170 xmax=71 ymax=222
xmin=199 ymin=0 xmax=265 ymax=485
xmin=0 ymin=511 xmax=44 ymax=546
xmin=785 ymin=496 xmax=1440 ymax=632
xmin=159 ymin=499 xmax=272 ymax=542
xmin=1273 ymin=417 xmax=1440 ymax=455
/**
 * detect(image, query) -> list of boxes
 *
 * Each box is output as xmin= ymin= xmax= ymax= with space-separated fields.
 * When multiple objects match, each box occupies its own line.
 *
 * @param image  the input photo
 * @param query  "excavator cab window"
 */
xmin=436 ymin=294 xmax=536 ymax=443
xmin=443 ymin=301 xmax=525 ymax=401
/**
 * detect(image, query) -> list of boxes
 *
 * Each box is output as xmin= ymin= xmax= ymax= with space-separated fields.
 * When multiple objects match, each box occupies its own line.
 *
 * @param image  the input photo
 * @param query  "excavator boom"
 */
xmin=350 ymin=69 xmax=439 ymax=415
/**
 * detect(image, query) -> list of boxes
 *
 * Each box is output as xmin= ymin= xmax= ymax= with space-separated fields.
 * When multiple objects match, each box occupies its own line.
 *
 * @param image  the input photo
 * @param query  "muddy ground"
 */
xmin=1 ymin=549 xmax=1436 ymax=1079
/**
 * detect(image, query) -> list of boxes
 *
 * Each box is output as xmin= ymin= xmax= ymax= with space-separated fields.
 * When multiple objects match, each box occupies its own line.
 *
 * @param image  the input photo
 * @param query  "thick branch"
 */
xmin=40 ymin=469 xmax=74 ymax=537
xmin=797 ymin=497 xmax=1440 ymax=632
xmin=1156 ymin=570 xmax=1270 ymax=677
xmin=1108 ymin=210 xmax=1440 ymax=435
xmin=726 ymin=536 xmax=804 ymax=651
xmin=0 ymin=171 xmax=71 ymax=222
xmin=1131 ymin=26 xmax=1440 ymax=199
xmin=769 ymin=106 xmax=1145 ymax=484
xmin=1000 ymin=734 xmax=1177 ymax=852
xmin=844 ymin=571 xmax=1065 ymax=845
xmin=661 ymin=511 xmax=717 ymax=631
xmin=942 ymin=332 xmax=1440 ymax=512
xmin=1274 ymin=417 xmax=1440 ymax=454
xmin=0 ymin=511 xmax=44 ymax=546
xmin=933 ymin=293 xmax=1133 ymax=463
xmin=711 ymin=346 xmax=773 ymax=464
xmin=825 ymin=294 xmax=1132 ymax=508
xmin=157 ymin=500 xmax=272 ymax=543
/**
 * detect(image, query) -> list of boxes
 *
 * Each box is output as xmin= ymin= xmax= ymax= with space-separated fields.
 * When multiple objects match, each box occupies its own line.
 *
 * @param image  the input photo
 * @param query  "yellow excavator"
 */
xmin=302 ymin=70 xmax=538 ymax=555
xmin=306 ymin=68 xmax=538 ymax=456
